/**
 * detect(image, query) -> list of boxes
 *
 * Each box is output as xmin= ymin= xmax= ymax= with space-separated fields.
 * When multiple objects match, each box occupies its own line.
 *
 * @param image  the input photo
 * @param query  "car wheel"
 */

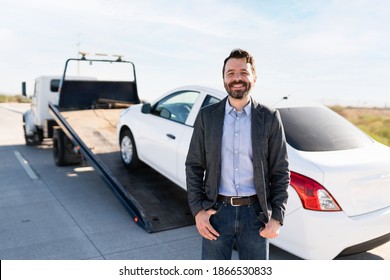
xmin=120 ymin=129 xmax=140 ymax=169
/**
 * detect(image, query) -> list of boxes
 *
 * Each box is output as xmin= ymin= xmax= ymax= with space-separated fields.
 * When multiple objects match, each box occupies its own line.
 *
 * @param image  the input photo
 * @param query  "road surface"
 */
xmin=0 ymin=103 xmax=389 ymax=260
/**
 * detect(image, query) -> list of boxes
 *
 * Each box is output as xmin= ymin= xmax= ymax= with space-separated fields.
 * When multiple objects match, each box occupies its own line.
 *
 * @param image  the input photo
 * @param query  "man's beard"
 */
xmin=224 ymin=81 xmax=252 ymax=99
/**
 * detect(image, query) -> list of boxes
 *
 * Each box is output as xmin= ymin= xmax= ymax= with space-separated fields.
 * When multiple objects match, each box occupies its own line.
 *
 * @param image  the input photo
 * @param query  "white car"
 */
xmin=117 ymin=85 xmax=390 ymax=259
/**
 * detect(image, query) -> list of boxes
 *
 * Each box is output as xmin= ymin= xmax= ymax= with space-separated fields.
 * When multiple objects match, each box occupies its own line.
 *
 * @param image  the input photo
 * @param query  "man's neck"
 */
xmin=228 ymin=96 xmax=251 ymax=111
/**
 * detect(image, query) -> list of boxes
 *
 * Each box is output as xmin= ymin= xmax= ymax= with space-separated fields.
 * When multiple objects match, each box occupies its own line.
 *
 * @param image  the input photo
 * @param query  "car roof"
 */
xmin=159 ymin=85 xmax=326 ymax=110
xmin=272 ymin=96 xmax=325 ymax=109
xmin=171 ymin=85 xmax=226 ymax=98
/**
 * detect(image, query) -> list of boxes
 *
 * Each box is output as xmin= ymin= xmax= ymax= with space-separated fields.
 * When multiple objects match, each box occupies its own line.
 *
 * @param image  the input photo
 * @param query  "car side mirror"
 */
xmin=141 ymin=103 xmax=151 ymax=114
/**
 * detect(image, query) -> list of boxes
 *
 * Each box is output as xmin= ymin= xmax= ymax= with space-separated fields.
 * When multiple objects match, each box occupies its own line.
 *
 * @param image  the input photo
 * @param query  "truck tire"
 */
xmin=36 ymin=128 xmax=44 ymax=143
xmin=24 ymin=124 xmax=35 ymax=146
xmin=23 ymin=125 xmax=43 ymax=146
xmin=52 ymin=127 xmax=82 ymax=166
xmin=120 ymin=129 xmax=141 ymax=169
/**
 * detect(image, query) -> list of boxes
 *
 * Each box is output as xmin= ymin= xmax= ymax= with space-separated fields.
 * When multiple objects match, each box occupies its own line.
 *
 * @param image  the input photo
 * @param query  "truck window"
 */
xmin=50 ymin=79 xmax=60 ymax=92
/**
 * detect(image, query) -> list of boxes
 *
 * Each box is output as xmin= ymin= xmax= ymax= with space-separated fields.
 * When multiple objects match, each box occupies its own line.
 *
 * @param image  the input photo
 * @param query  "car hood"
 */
xmin=296 ymin=142 xmax=390 ymax=217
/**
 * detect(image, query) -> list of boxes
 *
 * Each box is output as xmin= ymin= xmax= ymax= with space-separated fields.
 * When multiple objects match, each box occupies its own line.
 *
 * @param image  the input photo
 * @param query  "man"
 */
xmin=185 ymin=48 xmax=290 ymax=260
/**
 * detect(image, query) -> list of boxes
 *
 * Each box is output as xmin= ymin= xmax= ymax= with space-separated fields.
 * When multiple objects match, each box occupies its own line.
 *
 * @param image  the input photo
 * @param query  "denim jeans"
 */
xmin=202 ymin=201 xmax=269 ymax=260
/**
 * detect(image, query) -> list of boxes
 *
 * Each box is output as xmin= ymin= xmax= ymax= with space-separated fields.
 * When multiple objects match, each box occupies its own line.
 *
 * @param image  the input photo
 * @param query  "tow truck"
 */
xmin=22 ymin=54 xmax=193 ymax=232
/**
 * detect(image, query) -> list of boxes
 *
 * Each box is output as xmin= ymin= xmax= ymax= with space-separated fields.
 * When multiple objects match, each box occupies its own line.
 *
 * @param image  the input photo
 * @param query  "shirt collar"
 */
xmin=225 ymin=98 xmax=252 ymax=117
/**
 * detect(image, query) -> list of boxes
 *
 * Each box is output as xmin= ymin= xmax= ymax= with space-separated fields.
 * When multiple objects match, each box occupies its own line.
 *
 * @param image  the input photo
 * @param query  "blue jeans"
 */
xmin=202 ymin=201 xmax=269 ymax=260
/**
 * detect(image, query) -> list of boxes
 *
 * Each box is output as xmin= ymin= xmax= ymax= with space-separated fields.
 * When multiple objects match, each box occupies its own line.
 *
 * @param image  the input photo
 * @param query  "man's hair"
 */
xmin=222 ymin=48 xmax=256 ymax=78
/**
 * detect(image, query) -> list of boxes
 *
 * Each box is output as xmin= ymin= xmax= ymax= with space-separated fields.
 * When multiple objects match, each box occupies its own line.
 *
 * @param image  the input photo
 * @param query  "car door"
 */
xmin=176 ymin=94 xmax=222 ymax=188
xmin=136 ymin=90 xmax=201 ymax=185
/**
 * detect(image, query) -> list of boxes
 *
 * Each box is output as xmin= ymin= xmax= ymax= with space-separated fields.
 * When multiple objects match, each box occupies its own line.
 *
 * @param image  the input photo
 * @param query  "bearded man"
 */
xmin=185 ymin=48 xmax=290 ymax=260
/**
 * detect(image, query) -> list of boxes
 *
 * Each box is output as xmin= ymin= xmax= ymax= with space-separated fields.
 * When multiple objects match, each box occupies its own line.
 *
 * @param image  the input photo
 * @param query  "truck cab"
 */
xmin=22 ymin=76 xmax=61 ymax=145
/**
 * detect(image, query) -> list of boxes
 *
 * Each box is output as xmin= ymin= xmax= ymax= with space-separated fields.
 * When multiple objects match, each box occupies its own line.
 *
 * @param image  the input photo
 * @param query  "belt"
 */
xmin=217 ymin=195 xmax=258 ymax=207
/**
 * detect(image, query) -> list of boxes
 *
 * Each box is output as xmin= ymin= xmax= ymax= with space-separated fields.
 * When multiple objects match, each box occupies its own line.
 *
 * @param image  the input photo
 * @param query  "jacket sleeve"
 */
xmin=268 ymin=110 xmax=290 ymax=225
xmin=185 ymin=111 xmax=207 ymax=217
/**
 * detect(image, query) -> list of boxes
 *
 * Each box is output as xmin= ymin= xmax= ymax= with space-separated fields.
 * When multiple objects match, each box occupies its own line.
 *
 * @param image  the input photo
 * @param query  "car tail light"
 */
xmin=290 ymin=171 xmax=341 ymax=211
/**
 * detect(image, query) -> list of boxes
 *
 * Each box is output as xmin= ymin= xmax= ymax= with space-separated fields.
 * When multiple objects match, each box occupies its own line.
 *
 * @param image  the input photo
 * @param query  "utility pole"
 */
xmin=77 ymin=34 xmax=81 ymax=75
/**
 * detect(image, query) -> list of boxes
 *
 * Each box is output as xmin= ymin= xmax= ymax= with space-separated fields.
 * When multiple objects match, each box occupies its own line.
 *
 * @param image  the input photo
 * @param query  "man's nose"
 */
xmin=234 ymin=73 xmax=243 ymax=80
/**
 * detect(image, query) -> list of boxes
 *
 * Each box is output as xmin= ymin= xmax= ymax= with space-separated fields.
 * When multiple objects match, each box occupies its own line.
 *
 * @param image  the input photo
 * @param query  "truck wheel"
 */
xmin=53 ymin=128 xmax=82 ymax=166
xmin=24 ymin=125 xmax=35 ymax=146
xmin=36 ymin=128 xmax=44 ymax=143
xmin=23 ymin=125 xmax=43 ymax=146
xmin=120 ymin=129 xmax=141 ymax=169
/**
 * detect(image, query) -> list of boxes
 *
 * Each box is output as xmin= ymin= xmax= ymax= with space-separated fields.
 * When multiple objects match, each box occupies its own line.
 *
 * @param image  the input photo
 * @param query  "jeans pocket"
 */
xmin=248 ymin=202 xmax=266 ymax=223
xmin=209 ymin=202 xmax=228 ymax=229
xmin=211 ymin=201 xmax=225 ymax=216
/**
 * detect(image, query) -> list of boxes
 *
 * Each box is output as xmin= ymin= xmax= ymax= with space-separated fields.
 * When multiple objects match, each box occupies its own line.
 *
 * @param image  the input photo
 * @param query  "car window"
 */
xmin=278 ymin=107 xmax=373 ymax=151
xmin=202 ymin=95 xmax=221 ymax=108
xmin=152 ymin=91 xmax=200 ymax=124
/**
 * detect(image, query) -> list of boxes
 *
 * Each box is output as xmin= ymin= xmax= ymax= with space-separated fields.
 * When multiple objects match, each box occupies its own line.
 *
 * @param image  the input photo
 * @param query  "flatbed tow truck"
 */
xmin=23 ymin=54 xmax=194 ymax=232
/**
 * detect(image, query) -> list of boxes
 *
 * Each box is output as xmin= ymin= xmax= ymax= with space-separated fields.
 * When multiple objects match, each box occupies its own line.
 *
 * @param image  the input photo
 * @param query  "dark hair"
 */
xmin=222 ymin=48 xmax=256 ymax=78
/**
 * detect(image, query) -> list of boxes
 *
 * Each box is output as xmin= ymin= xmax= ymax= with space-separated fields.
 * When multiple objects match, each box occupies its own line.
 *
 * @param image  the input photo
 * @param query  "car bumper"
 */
xmin=270 ymin=205 xmax=390 ymax=259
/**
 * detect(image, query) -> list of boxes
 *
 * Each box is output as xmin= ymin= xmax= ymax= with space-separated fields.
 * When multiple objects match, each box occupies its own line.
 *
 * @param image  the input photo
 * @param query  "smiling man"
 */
xmin=186 ymin=48 xmax=290 ymax=260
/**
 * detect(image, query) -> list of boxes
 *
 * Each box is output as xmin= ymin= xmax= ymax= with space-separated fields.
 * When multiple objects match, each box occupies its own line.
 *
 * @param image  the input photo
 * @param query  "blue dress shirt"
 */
xmin=219 ymin=99 xmax=256 ymax=197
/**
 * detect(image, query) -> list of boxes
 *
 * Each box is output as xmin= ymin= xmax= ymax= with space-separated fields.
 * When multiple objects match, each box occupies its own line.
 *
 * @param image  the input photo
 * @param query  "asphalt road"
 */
xmin=0 ymin=102 xmax=389 ymax=260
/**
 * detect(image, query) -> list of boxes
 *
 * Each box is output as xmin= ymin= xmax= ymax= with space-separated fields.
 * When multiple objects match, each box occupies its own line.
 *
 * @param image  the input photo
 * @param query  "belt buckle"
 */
xmin=230 ymin=196 xmax=242 ymax=207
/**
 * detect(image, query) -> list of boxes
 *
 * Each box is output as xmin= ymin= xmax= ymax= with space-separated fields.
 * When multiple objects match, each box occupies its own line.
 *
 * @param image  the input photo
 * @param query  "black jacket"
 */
xmin=185 ymin=96 xmax=290 ymax=224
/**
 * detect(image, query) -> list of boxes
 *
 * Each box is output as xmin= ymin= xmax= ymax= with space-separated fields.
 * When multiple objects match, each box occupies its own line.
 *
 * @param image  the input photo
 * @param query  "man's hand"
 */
xmin=195 ymin=209 xmax=220 ymax=240
xmin=259 ymin=218 xmax=281 ymax=239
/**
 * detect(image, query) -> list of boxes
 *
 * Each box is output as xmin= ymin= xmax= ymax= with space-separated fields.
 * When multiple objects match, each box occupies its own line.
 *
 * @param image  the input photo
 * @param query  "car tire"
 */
xmin=120 ymin=129 xmax=141 ymax=169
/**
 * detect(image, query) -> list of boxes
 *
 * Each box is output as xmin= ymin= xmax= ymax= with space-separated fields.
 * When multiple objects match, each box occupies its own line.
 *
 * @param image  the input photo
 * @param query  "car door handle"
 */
xmin=166 ymin=134 xmax=176 ymax=140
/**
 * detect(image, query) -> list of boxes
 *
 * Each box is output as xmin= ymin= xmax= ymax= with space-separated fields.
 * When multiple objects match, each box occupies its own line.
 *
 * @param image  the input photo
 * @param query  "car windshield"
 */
xmin=278 ymin=107 xmax=373 ymax=152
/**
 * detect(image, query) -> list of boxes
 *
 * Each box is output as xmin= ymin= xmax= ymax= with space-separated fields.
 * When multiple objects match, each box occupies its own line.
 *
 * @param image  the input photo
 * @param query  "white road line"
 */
xmin=14 ymin=151 xmax=39 ymax=180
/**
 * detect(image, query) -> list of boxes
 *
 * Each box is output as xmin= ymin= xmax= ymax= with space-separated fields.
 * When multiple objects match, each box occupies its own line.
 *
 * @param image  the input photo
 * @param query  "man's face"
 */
xmin=223 ymin=58 xmax=256 ymax=100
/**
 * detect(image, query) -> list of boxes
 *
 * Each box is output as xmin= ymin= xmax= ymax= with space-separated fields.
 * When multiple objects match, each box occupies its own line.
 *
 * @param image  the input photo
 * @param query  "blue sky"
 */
xmin=1 ymin=0 xmax=389 ymax=106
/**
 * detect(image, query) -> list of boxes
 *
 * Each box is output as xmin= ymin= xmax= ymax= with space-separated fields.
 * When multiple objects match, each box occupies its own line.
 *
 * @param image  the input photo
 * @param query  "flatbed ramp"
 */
xmin=57 ymin=108 xmax=194 ymax=232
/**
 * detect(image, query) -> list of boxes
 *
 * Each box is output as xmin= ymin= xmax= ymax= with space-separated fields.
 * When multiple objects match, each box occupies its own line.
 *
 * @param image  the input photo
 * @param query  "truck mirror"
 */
xmin=21 ymin=82 xmax=27 ymax=97
xmin=141 ymin=103 xmax=151 ymax=114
